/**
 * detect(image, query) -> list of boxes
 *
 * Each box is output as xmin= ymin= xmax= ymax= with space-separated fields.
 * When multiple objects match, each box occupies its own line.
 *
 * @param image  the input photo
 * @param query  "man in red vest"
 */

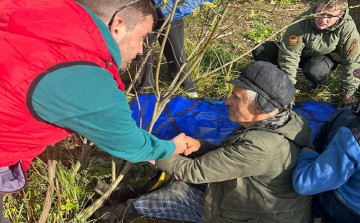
xmin=0 ymin=0 xmax=199 ymax=221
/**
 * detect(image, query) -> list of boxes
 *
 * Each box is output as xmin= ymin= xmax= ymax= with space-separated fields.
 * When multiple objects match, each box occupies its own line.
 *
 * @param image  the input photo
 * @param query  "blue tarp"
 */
xmin=293 ymin=101 xmax=336 ymax=142
xmin=130 ymin=95 xmax=336 ymax=145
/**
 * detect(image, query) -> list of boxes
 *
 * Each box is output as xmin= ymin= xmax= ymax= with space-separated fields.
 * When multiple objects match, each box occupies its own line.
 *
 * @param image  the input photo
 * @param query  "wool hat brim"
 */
xmin=228 ymin=61 xmax=295 ymax=113
xmin=229 ymin=78 xmax=278 ymax=113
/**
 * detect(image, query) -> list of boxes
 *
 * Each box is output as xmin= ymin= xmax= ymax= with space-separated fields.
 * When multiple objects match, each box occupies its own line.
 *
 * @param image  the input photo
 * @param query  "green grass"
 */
xmin=245 ymin=22 xmax=274 ymax=42
xmin=190 ymin=41 xmax=253 ymax=98
xmin=255 ymin=0 xmax=315 ymax=4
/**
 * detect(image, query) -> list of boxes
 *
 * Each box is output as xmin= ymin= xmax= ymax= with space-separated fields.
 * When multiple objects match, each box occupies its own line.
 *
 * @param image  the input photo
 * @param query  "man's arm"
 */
xmin=292 ymin=127 xmax=360 ymax=195
xmin=31 ymin=65 xmax=179 ymax=162
xmin=338 ymin=23 xmax=360 ymax=95
xmin=184 ymin=139 xmax=219 ymax=158
xmin=278 ymin=24 xmax=305 ymax=85
xmin=153 ymin=0 xmax=213 ymax=20
xmin=155 ymin=134 xmax=270 ymax=184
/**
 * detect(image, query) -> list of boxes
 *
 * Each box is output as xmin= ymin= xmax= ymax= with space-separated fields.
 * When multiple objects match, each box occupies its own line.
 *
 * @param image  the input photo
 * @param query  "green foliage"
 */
xmin=188 ymin=41 xmax=250 ymax=98
xmin=278 ymin=0 xmax=303 ymax=4
xmin=4 ymin=159 xmax=48 ymax=222
xmin=3 ymin=146 xmax=160 ymax=222
xmin=245 ymin=22 xmax=273 ymax=42
xmin=3 ymin=150 xmax=103 ymax=222
xmin=254 ymin=0 xmax=315 ymax=4
xmin=295 ymin=67 xmax=355 ymax=105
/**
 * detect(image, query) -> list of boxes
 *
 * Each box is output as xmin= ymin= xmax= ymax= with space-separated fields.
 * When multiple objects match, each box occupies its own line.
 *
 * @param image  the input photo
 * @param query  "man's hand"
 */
xmin=171 ymin=133 xmax=187 ymax=155
xmin=171 ymin=133 xmax=201 ymax=156
xmin=149 ymin=160 xmax=156 ymax=165
xmin=301 ymin=147 xmax=313 ymax=152
xmin=183 ymin=136 xmax=201 ymax=156
xmin=284 ymin=98 xmax=296 ymax=110
xmin=339 ymin=94 xmax=357 ymax=108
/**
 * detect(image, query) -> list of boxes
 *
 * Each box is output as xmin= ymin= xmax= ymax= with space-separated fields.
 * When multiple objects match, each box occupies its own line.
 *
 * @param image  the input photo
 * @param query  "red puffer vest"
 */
xmin=0 ymin=0 xmax=125 ymax=188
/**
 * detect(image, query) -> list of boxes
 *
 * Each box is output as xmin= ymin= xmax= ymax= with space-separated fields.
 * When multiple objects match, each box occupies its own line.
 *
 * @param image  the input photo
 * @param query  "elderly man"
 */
xmin=253 ymin=0 xmax=360 ymax=107
xmin=95 ymin=61 xmax=312 ymax=223
xmin=0 ymin=0 xmax=197 ymax=221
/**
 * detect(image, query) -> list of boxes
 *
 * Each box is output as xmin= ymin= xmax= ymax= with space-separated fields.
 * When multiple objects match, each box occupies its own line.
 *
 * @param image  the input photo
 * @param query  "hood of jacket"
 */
xmin=248 ymin=109 xmax=312 ymax=148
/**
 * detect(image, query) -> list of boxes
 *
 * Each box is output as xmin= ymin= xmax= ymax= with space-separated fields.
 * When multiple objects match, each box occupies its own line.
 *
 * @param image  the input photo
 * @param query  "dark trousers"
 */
xmin=0 ymin=194 xmax=10 ymax=223
xmin=312 ymin=190 xmax=360 ymax=223
xmin=134 ymin=15 xmax=196 ymax=93
xmin=252 ymin=41 xmax=338 ymax=85
xmin=0 ymin=194 xmax=3 ymax=223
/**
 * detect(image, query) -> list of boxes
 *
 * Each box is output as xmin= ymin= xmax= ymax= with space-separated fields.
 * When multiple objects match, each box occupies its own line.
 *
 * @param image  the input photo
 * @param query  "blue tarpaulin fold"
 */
xmin=130 ymin=95 xmax=336 ymax=145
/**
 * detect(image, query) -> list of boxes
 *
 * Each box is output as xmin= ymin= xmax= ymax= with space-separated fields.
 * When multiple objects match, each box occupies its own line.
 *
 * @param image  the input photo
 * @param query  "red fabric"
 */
xmin=0 ymin=0 xmax=124 ymax=171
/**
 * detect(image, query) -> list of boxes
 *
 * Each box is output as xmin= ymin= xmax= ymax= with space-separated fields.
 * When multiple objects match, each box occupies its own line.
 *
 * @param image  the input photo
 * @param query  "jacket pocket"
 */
xmin=217 ymin=215 xmax=260 ymax=223
xmin=0 ymin=161 xmax=27 ymax=193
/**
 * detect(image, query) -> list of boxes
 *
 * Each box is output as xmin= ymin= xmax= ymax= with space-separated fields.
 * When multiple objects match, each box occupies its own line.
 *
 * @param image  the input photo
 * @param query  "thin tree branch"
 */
xmin=79 ymin=162 xmax=132 ymax=220
xmin=73 ymin=138 xmax=93 ymax=176
xmin=38 ymin=144 xmax=60 ymax=223
xmin=147 ymin=1 xmax=231 ymax=132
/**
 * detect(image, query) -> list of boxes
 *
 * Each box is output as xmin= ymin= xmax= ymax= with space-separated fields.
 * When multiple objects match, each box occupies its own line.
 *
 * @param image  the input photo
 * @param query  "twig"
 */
xmin=147 ymin=1 xmax=232 ymax=132
xmin=38 ymin=144 xmax=60 ymax=223
xmin=190 ymin=13 xmax=314 ymax=83
xmin=55 ymin=179 xmax=63 ymax=218
xmin=125 ymin=46 xmax=154 ymax=95
xmin=73 ymin=138 xmax=93 ymax=176
xmin=78 ymin=162 xmax=133 ymax=220
xmin=154 ymin=0 xmax=180 ymax=98
xmin=111 ymin=157 xmax=116 ymax=183
xmin=31 ymin=161 xmax=50 ymax=183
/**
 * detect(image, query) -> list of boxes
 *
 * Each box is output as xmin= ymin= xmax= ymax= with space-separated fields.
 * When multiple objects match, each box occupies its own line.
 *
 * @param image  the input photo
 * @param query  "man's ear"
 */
xmin=110 ymin=18 xmax=126 ymax=42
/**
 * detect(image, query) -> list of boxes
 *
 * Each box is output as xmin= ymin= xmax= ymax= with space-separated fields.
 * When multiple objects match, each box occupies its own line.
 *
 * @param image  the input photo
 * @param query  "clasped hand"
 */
xmin=149 ymin=133 xmax=200 ymax=165
xmin=171 ymin=133 xmax=200 ymax=156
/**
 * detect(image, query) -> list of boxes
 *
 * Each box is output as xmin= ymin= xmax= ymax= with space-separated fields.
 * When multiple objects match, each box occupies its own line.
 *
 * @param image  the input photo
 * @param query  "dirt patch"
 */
xmin=349 ymin=0 xmax=360 ymax=31
xmin=208 ymin=1 xmax=311 ymax=54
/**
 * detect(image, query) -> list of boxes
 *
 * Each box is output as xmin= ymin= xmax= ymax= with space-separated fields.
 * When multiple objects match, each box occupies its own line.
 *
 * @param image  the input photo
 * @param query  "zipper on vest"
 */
xmin=105 ymin=60 xmax=112 ymax=67
xmin=99 ymin=56 xmax=113 ymax=68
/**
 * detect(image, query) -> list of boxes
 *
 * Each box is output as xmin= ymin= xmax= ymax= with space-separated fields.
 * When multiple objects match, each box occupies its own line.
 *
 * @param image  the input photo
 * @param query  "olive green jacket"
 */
xmin=156 ymin=110 xmax=312 ymax=223
xmin=278 ymin=5 xmax=360 ymax=94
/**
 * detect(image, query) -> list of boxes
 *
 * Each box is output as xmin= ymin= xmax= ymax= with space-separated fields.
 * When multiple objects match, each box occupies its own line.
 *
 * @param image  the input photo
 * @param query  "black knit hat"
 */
xmin=229 ymin=61 xmax=295 ymax=113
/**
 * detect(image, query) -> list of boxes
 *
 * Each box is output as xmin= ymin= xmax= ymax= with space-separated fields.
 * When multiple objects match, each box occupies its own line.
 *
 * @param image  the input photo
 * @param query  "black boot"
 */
xmin=92 ymin=170 xmax=173 ymax=204
xmin=93 ymin=199 xmax=139 ymax=223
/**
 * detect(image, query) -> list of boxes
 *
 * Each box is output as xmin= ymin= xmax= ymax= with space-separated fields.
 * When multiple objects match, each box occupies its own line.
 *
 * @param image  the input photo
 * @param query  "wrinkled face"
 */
xmin=314 ymin=3 xmax=344 ymax=30
xmin=225 ymin=86 xmax=258 ymax=127
xmin=111 ymin=15 xmax=153 ymax=71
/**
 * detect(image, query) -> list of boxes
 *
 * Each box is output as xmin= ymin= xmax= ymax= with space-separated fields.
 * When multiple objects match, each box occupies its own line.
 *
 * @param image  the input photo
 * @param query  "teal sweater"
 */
xmin=31 ymin=6 xmax=175 ymax=162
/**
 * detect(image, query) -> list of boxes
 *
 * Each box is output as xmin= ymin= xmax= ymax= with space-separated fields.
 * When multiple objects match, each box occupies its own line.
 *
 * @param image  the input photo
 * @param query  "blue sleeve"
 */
xmin=154 ymin=0 xmax=212 ymax=19
xmin=293 ymin=127 xmax=360 ymax=195
xmin=32 ymin=65 xmax=175 ymax=162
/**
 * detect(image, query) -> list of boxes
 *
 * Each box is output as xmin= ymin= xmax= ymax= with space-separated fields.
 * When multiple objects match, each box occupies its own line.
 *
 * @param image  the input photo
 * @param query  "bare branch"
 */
xmin=79 ymin=162 xmax=133 ymax=220
xmin=38 ymin=144 xmax=60 ymax=223
xmin=191 ymin=12 xmax=315 ymax=82
xmin=147 ymin=1 xmax=232 ymax=132
xmin=73 ymin=138 xmax=93 ymax=176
